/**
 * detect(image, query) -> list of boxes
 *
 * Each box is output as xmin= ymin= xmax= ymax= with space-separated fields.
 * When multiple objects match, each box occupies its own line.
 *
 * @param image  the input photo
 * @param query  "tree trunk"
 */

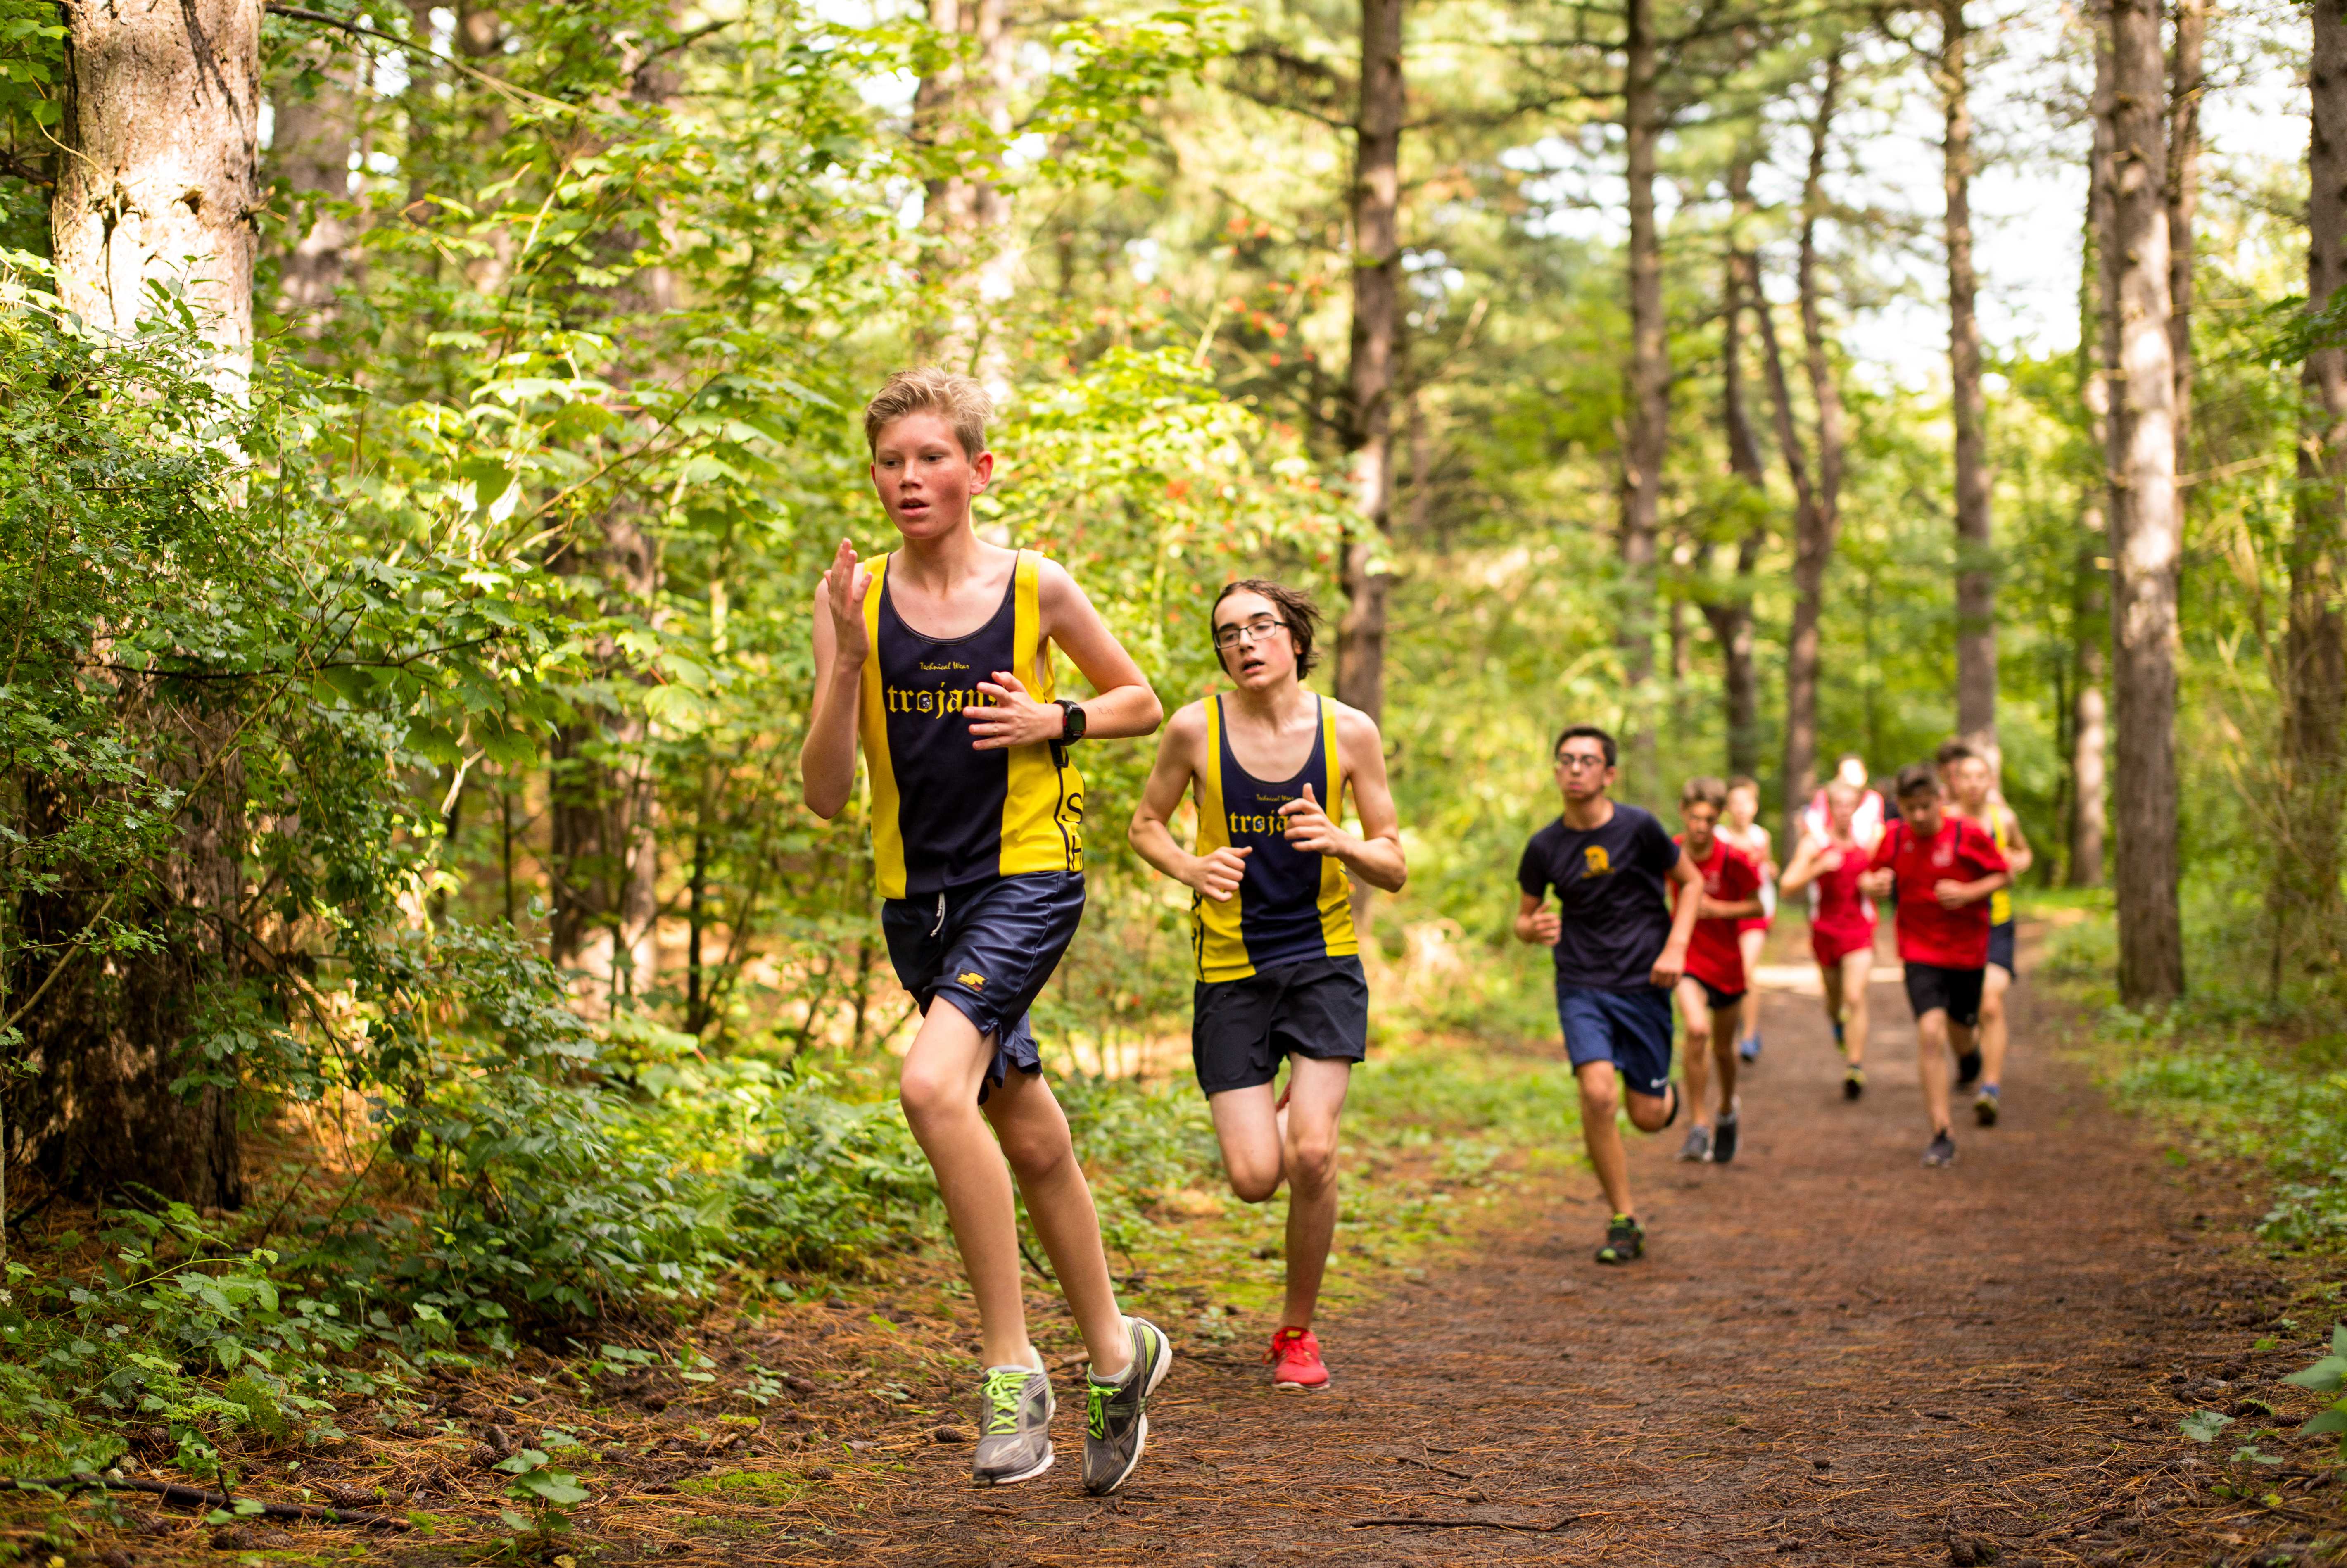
xmin=915 ymin=0 xmax=1017 ymax=380
xmin=2071 ymin=20 xmax=2113 ymax=890
xmin=2105 ymin=0 xmax=2185 ymax=1002
xmin=1615 ymin=0 xmax=1666 ymax=797
xmin=1705 ymin=152 xmax=1765 ymax=782
xmin=1335 ymin=0 xmax=1404 ymax=724
xmin=17 ymin=0 xmax=262 ymax=1208
xmin=270 ymin=48 xmax=360 ymax=336
xmin=1942 ymin=0 xmax=1996 ymax=750
xmin=1777 ymin=48 xmax=1846 ymax=849
xmin=2281 ymin=0 xmax=2347 ymax=960
xmin=2168 ymin=0 xmax=2204 ymax=478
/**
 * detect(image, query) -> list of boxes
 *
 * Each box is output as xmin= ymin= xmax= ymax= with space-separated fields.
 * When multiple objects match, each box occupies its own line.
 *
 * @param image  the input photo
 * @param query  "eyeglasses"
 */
xmin=1555 ymin=753 xmax=1609 ymax=773
xmin=1213 ymin=615 xmax=1288 ymax=651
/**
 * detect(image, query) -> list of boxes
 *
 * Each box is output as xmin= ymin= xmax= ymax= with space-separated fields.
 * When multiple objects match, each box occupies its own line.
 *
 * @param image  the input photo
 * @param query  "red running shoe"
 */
xmin=1266 ymin=1326 xmax=1330 ymax=1390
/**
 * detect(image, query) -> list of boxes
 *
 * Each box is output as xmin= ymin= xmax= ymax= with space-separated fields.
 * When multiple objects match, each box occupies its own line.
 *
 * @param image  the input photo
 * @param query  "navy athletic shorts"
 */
xmin=1987 ymin=919 xmax=2016 ymax=977
xmin=1902 ymin=961 xmax=1985 ymax=1029
xmin=1555 ymin=981 xmax=1675 ymax=1098
xmin=880 ymin=872 xmax=1085 ymax=1103
xmin=1190 ymin=955 xmax=1370 ymax=1097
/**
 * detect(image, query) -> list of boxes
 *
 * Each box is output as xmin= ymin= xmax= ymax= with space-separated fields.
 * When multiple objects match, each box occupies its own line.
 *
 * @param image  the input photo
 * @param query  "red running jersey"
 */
xmin=1670 ymin=836 xmax=1763 ymax=993
xmin=1867 ymin=817 xmax=2009 ymax=968
xmin=1808 ymin=839 xmax=1877 ymax=946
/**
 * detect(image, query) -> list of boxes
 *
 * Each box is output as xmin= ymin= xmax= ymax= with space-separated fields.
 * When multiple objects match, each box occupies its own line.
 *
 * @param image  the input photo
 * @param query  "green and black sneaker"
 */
xmin=1595 ymin=1213 xmax=1644 ymax=1264
xmin=1081 ymin=1316 xmax=1172 ymax=1496
xmin=1843 ymin=1066 xmax=1865 ymax=1101
xmin=971 ymin=1359 xmax=1055 ymax=1486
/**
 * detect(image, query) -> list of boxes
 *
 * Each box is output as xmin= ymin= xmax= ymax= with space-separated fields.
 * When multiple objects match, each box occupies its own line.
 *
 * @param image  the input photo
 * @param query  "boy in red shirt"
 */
xmin=1670 ymin=777 xmax=1765 ymax=1165
xmin=1858 ymin=763 xmax=2011 ymax=1167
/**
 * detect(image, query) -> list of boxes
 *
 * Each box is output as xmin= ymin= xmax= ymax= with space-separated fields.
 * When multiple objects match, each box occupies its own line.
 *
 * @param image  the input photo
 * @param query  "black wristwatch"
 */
xmin=1054 ymin=700 xmax=1088 ymax=741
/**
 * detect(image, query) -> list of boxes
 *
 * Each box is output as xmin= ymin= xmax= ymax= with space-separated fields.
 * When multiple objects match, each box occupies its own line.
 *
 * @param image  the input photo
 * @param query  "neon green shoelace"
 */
xmin=981 ymin=1368 xmax=1032 ymax=1435
xmin=1085 ymin=1377 xmax=1110 ymax=1440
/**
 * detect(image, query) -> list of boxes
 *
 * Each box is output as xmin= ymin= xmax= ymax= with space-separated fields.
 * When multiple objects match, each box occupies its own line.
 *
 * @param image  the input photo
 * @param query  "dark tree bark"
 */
xmin=2168 ymin=0 xmax=2204 ymax=478
xmin=1614 ymin=0 xmax=1667 ymax=796
xmin=1704 ymin=152 xmax=1765 ymax=782
xmin=1335 ymin=0 xmax=1404 ymax=724
xmin=15 ymin=0 xmax=264 ymax=1207
xmin=1776 ymin=48 xmax=1847 ymax=850
xmin=914 ymin=0 xmax=1016 ymax=375
xmin=270 ymin=48 xmax=360 ymax=337
xmin=1942 ymin=0 xmax=1996 ymax=749
xmin=2070 ymin=14 xmax=2114 ymax=889
xmin=2280 ymin=0 xmax=2347 ymax=958
xmin=2104 ymin=0 xmax=2185 ymax=1002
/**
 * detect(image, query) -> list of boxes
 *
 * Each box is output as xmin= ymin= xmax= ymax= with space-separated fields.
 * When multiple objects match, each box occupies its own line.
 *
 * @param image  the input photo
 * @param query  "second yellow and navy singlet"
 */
xmin=1192 ymin=694 xmax=1358 ymax=982
xmin=859 ymin=550 xmax=1084 ymax=900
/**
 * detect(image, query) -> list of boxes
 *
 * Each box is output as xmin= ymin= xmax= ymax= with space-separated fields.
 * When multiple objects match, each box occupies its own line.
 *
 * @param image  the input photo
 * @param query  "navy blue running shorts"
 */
xmin=880 ymin=872 xmax=1085 ymax=1103
xmin=1190 ymin=955 xmax=1370 ymax=1097
xmin=1902 ymin=961 xmax=1985 ymax=1029
xmin=1986 ymin=919 xmax=2016 ymax=977
xmin=1555 ymin=981 xmax=1675 ymax=1098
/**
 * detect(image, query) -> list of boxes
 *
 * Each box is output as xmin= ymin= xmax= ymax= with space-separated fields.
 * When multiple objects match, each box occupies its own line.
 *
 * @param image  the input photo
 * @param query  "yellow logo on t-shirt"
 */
xmin=957 ymin=971 xmax=986 ymax=989
xmin=1583 ymin=845 xmax=1612 ymax=876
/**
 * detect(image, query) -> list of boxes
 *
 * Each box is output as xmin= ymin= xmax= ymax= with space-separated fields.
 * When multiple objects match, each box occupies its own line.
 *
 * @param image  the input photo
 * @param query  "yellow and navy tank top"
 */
xmin=858 ymin=550 xmax=1083 ymax=900
xmin=1192 ymin=695 xmax=1359 ymax=982
xmin=1989 ymin=811 xmax=2012 ymax=925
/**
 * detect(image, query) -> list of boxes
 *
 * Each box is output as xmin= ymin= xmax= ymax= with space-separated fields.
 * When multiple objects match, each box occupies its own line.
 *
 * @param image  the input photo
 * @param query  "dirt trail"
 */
xmin=789 ymin=932 xmax=2342 ymax=1567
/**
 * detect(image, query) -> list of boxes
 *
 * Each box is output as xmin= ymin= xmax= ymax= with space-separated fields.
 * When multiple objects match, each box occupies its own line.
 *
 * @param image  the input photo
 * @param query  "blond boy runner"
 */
xmin=799 ymin=370 xmax=1171 ymax=1494
xmin=1128 ymin=580 xmax=1405 ymax=1390
xmin=1936 ymin=741 xmax=2033 ymax=1125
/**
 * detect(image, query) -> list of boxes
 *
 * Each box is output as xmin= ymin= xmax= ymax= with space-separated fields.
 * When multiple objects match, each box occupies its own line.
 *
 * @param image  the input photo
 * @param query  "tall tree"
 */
xmin=1940 ymin=0 xmax=1995 ymax=749
xmin=2069 ymin=4 xmax=2114 ymax=889
xmin=2167 ymin=0 xmax=2204 ymax=478
xmin=1615 ymin=0 xmax=1667 ymax=794
xmin=915 ymin=0 xmax=1018 ymax=374
xmin=1706 ymin=151 xmax=1766 ymax=780
xmin=21 ymin=0 xmax=263 ymax=1205
xmin=2280 ymin=0 xmax=2347 ymax=960
xmin=270 ymin=49 xmax=361 ymax=337
xmin=1334 ymin=0 xmax=1404 ymax=723
xmin=2104 ymin=0 xmax=2185 ymax=1001
xmin=1776 ymin=47 xmax=1848 ymax=848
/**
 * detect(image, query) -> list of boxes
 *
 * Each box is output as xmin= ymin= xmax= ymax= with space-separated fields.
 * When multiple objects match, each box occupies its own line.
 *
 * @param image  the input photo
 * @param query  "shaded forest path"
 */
xmin=770 ymin=930 xmax=2339 ymax=1567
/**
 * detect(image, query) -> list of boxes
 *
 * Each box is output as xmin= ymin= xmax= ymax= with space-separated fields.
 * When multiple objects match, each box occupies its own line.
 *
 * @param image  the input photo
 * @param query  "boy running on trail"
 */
xmin=1719 ymin=775 xmax=1777 ymax=1065
xmin=1669 ymin=777 xmax=1765 ymax=1166
xmin=1514 ymin=725 xmax=1705 ymax=1262
xmin=799 ymin=369 xmax=1172 ymax=1494
xmin=1127 ymin=580 xmax=1405 ymax=1392
xmin=1857 ymin=763 xmax=2010 ymax=1168
xmin=1777 ymin=779 xmax=1879 ymax=1101
xmin=1802 ymin=753 xmax=1885 ymax=846
xmin=1936 ymin=741 xmax=2033 ymax=1127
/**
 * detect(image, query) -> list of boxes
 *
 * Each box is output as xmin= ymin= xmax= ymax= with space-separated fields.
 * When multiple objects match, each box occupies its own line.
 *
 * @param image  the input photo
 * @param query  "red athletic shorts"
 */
xmin=1810 ymin=921 xmax=1875 ymax=968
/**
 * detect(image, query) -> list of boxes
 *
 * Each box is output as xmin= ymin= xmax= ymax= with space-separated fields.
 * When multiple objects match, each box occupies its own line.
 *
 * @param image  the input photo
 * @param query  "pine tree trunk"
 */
xmin=1612 ymin=0 xmax=1667 ymax=796
xmin=2168 ymin=0 xmax=2204 ymax=478
xmin=15 ymin=0 xmax=262 ymax=1208
xmin=1777 ymin=48 xmax=1846 ymax=849
xmin=915 ymin=0 xmax=1017 ymax=378
xmin=1943 ymin=0 xmax=1996 ymax=749
xmin=2105 ymin=0 xmax=2185 ymax=1002
xmin=2282 ymin=0 xmax=2347 ymax=960
xmin=1335 ymin=0 xmax=1404 ymax=724
xmin=271 ymin=48 xmax=360 ymax=337
xmin=2071 ymin=23 xmax=2113 ymax=891
xmin=1706 ymin=153 xmax=1765 ymax=783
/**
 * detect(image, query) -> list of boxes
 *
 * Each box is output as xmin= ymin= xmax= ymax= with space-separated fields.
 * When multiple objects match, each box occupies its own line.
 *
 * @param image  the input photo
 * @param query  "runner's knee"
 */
xmin=996 ymin=1115 xmax=1076 ymax=1184
xmin=1580 ymin=1078 xmax=1622 ymax=1125
xmin=1284 ymin=1132 xmax=1338 ymax=1193
xmin=1227 ymin=1161 xmax=1282 ymax=1203
xmin=1625 ymin=1094 xmax=1670 ymax=1132
xmin=898 ymin=1061 xmax=973 ymax=1134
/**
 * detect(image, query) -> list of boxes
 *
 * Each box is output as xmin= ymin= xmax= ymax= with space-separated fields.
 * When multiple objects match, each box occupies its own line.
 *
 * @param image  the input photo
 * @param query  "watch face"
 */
xmin=1065 ymin=703 xmax=1086 ymax=739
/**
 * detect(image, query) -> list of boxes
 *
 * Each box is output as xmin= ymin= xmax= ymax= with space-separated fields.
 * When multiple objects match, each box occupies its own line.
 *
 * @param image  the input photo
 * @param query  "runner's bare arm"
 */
xmin=1127 ymin=704 xmax=1251 ymax=901
xmin=1278 ymin=708 xmax=1405 ymax=893
xmin=799 ymin=539 xmax=870 ymax=820
xmin=1513 ymin=892 xmax=1560 ymax=947
xmin=2001 ymin=806 xmax=2035 ymax=876
xmin=1932 ymin=869 xmax=2012 ymax=910
xmin=1651 ymin=853 xmax=1703 ymax=987
xmin=1700 ymin=890 xmax=1765 ymax=920
xmin=968 ymin=558 xmax=1160 ymax=747
xmin=1776 ymin=835 xmax=1831 ymax=895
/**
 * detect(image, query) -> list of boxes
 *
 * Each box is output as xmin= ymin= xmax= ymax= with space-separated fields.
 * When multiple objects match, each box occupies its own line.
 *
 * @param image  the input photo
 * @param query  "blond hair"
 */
xmin=863 ymin=368 xmax=993 ymax=459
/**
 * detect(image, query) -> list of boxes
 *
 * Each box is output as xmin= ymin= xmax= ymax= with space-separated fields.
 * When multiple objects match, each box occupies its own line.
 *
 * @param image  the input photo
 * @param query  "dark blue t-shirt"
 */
xmin=1516 ymin=803 xmax=1682 ymax=991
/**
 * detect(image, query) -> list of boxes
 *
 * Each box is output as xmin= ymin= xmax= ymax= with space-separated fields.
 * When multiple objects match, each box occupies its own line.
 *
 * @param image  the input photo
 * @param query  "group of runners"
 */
xmin=798 ymin=368 xmax=2036 ymax=1498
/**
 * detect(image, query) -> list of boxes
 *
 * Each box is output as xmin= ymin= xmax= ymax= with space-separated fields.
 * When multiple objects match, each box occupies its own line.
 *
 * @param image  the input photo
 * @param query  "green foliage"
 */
xmin=2283 ymin=1322 xmax=2347 ymax=1456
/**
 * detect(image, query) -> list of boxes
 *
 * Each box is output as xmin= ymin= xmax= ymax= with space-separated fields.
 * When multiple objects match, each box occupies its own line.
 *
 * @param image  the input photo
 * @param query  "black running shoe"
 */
xmin=1974 ymin=1085 xmax=2001 ymax=1127
xmin=1596 ymin=1214 xmax=1644 ymax=1264
xmin=1923 ymin=1129 xmax=1957 ymax=1167
xmin=1712 ymin=1107 xmax=1740 ymax=1165
xmin=1842 ymin=1067 xmax=1864 ymax=1101
xmin=1081 ymin=1316 xmax=1171 ymax=1496
xmin=1955 ymin=1048 xmax=1983 ymax=1088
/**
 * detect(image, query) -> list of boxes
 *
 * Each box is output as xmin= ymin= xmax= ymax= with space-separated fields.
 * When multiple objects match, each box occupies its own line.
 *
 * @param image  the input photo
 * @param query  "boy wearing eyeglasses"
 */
xmin=1513 ymin=725 xmax=1703 ymax=1264
xmin=1128 ymin=578 xmax=1406 ymax=1392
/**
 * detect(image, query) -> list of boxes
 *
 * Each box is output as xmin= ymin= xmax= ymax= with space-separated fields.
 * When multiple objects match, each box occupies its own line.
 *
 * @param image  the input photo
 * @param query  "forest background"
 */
xmin=0 ymin=0 xmax=2345 ymax=1500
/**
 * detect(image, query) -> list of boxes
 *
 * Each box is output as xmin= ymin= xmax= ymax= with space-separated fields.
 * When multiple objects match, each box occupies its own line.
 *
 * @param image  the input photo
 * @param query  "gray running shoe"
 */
xmin=1081 ymin=1316 xmax=1172 ymax=1495
xmin=1923 ymin=1130 xmax=1957 ymax=1168
xmin=1712 ymin=1107 xmax=1740 ymax=1165
xmin=1677 ymin=1124 xmax=1713 ymax=1162
xmin=972 ymin=1361 xmax=1054 ymax=1486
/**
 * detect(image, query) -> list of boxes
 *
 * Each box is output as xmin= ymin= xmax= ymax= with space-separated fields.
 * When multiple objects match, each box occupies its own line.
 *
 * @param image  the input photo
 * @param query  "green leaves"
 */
xmin=2285 ymin=1322 xmax=2347 ymax=1453
xmin=2178 ymin=1409 xmax=2235 ymax=1442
